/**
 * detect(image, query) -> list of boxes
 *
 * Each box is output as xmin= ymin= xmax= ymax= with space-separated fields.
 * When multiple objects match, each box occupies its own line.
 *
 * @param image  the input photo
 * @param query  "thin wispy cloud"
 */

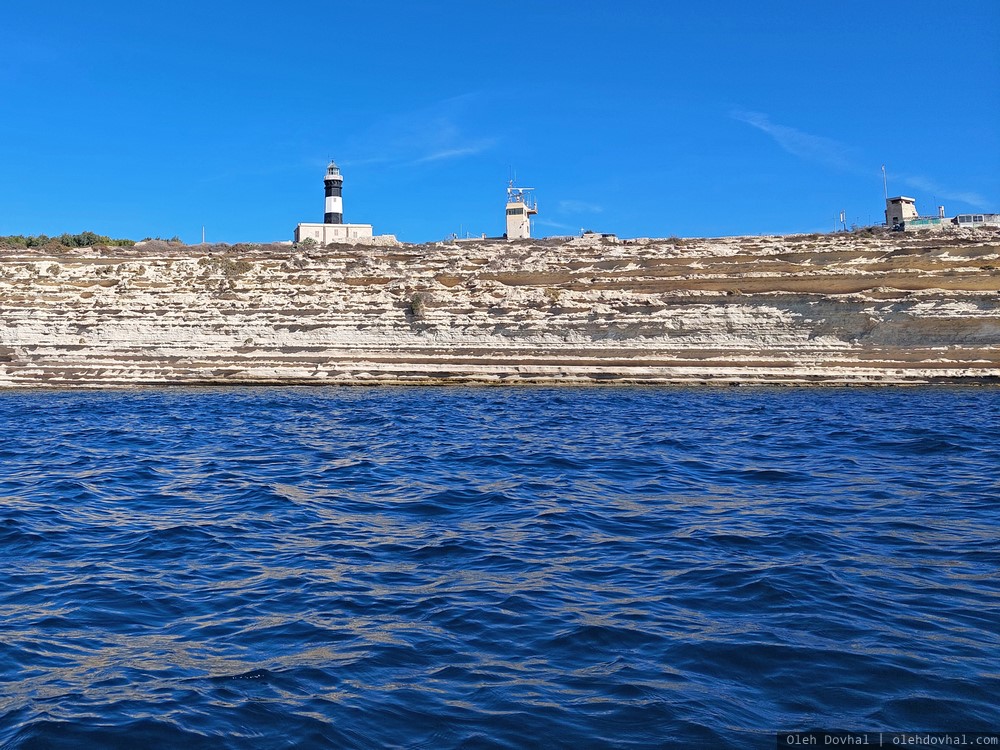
xmin=732 ymin=109 xmax=992 ymax=210
xmin=732 ymin=110 xmax=855 ymax=171
xmin=335 ymin=155 xmax=393 ymax=168
xmin=199 ymin=159 xmax=317 ymax=184
xmin=557 ymin=199 xmax=604 ymax=214
xmin=342 ymin=94 xmax=498 ymax=169
xmin=536 ymin=218 xmax=580 ymax=232
xmin=410 ymin=141 xmax=496 ymax=166
xmin=896 ymin=174 xmax=989 ymax=210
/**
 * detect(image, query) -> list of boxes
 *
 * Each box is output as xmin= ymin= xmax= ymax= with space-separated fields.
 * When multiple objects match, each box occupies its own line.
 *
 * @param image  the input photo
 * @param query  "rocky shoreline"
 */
xmin=2 ymin=230 xmax=998 ymax=387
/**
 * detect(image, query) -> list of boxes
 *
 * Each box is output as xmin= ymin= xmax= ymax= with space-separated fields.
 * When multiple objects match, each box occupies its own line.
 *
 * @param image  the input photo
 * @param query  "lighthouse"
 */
xmin=295 ymin=158 xmax=385 ymax=245
xmin=324 ymin=160 xmax=343 ymax=224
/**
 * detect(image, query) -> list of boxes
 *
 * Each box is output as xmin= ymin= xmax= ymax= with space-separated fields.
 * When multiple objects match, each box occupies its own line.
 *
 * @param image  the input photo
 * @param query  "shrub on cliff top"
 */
xmin=140 ymin=236 xmax=182 ymax=244
xmin=1 ymin=232 xmax=134 ymax=249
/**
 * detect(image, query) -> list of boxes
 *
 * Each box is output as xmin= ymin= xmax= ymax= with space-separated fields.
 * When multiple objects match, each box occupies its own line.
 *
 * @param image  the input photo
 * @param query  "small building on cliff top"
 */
xmin=885 ymin=196 xmax=919 ymax=228
xmin=954 ymin=213 xmax=1000 ymax=229
xmin=885 ymin=196 xmax=972 ymax=232
xmin=505 ymin=181 xmax=537 ymax=240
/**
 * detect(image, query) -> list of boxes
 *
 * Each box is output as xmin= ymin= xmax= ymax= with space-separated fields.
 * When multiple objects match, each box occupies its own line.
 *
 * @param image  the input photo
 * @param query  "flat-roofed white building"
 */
xmin=294 ymin=222 xmax=375 ymax=245
xmin=885 ymin=196 xmax=919 ymax=228
xmin=954 ymin=213 xmax=1000 ymax=229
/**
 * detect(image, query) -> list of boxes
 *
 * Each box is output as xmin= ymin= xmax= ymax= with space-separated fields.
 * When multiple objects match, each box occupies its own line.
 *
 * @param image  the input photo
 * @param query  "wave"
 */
xmin=1 ymin=386 xmax=998 ymax=747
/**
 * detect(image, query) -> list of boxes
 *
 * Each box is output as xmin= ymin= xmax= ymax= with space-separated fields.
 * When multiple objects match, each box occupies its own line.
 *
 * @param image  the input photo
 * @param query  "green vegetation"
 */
xmin=197 ymin=256 xmax=254 ymax=279
xmin=218 ymin=258 xmax=253 ymax=278
xmin=140 ymin=235 xmax=182 ymax=244
xmin=409 ymin=291 xmax=432 ymax=321
xmin=0 ymin=231 xmax=135 ymax=249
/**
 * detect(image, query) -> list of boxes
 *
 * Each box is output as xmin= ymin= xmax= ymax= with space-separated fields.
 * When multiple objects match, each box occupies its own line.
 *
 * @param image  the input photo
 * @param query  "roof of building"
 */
xmin=887 ymin=196 xmax=916 ymax=202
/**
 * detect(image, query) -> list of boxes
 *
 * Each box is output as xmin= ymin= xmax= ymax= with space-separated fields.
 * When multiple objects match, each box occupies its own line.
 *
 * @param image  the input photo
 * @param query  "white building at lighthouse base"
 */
xmin=294 ymin=222 xmax=374 ymax=245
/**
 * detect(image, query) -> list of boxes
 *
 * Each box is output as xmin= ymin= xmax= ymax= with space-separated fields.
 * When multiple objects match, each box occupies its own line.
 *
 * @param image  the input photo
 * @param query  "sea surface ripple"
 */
xmin=1 ymin=387 xmax=998 ymax=748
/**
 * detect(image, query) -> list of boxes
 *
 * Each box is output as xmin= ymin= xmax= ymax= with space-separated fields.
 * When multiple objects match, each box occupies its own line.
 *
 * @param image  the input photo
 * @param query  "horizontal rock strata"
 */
xmin=1 ymin=231 xmax=999 ymax=386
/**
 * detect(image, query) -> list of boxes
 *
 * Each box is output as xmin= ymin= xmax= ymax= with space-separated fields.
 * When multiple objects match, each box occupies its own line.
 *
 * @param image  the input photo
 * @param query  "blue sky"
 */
xmin=2 ymin=1 xmax=997 ymax=243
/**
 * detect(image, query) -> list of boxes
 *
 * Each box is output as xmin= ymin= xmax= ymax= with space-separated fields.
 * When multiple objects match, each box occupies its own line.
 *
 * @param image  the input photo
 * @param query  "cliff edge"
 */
xmin=2 ymin=229 xmax=998 ymax=386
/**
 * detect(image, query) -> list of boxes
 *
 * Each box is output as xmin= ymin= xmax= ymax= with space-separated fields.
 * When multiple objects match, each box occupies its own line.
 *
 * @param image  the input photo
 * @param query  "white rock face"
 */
xmin=1 ymin=231 xmax=998 ymax=386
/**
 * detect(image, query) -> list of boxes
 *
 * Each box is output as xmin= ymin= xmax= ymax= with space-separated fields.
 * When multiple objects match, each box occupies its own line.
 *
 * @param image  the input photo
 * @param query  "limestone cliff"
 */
xmin=1 ymin=230 xmax=998 ymax=386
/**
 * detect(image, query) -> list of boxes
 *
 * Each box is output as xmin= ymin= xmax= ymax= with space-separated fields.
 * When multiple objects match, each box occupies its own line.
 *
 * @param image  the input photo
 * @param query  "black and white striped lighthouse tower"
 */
xmin=323 ymin=160 xmax=343 ymax=224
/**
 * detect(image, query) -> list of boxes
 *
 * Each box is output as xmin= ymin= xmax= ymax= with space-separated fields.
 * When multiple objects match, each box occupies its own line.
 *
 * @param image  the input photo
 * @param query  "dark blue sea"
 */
xmin=1 ymin=387 xmax=998 ymax=749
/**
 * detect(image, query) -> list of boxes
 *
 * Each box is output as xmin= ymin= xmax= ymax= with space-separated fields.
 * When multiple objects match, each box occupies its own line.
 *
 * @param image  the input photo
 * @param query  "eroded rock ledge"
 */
xmin=2 ymin=230 xmax=999 ymax=387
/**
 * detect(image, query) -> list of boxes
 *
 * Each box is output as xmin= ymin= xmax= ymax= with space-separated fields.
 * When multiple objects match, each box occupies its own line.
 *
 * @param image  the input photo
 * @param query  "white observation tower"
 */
xmin=505 ymin=180 xmax=537 ymax=240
